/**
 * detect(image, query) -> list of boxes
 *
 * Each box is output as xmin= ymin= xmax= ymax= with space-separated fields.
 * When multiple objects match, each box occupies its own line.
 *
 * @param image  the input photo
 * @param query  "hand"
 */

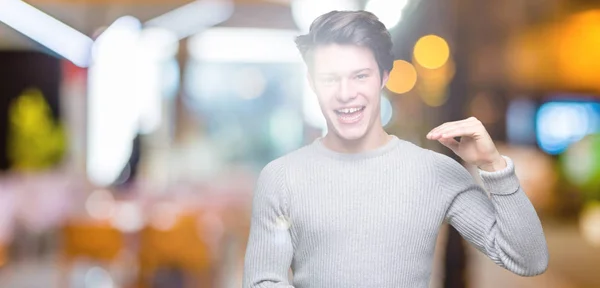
xmin=426 ymin=117 xmax=506 ymax=172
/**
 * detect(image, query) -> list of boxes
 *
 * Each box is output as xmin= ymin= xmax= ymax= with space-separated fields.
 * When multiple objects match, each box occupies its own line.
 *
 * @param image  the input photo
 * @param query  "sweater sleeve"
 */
xmin=434 ymin=152 xmax=549 ymax=276
xmin=242 ymin=160 xmax=295 ymax=288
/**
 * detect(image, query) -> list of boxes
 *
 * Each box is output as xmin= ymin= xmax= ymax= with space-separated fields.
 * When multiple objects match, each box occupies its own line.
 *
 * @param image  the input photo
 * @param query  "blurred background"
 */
xmin=0 ymin=0 xmax=599 ymax=287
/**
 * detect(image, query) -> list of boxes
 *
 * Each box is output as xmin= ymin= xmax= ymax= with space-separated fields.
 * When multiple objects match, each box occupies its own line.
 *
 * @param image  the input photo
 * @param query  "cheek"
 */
xmin=359 ymin=83 xmax=382 ymax=104
xmin=315 ymin=88 xmax=336 ymax=106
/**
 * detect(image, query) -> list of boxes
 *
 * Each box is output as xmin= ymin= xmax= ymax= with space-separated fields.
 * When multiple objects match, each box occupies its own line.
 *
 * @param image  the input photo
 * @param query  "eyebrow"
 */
xmin=317 ymin=68 xmax=373 ymax=77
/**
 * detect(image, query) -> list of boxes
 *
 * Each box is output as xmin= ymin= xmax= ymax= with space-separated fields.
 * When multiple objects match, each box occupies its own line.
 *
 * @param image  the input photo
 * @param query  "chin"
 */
xmin=334 ymin=128 xmax=367 ymax=141
xmin=329 ymin=121 xmax=370 ymax=141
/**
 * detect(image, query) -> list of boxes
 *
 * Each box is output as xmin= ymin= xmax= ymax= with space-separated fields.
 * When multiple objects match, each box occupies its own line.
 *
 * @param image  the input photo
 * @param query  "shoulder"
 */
xmin=425 ymin=148 xmax=463 ymax=168
xmin=395 ymin=138 xmax=452 ymax=166
xmin=255 ymin=145 xmax=315 ymax=212
xmin=398 ymin=141 xmax=471 ymax=182
xmin=258 ymin=143 xmax=313 ymax=182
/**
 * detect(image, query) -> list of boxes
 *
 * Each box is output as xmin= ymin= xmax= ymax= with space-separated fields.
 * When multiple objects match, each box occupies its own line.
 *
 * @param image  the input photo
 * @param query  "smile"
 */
xmin=334 ymin=106 xmax=366 ymax=124
xmin=334 ymin=106 xmax=365 ymax=115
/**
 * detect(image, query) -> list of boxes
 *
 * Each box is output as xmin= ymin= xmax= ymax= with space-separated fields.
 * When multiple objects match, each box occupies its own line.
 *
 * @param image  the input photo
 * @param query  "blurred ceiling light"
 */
xmin=291 ymin=0 xmax=360 ymax=33
xmin=137 ymin=27 xmax=179 ymax=61
xmin=92 ymin=16 xmax=142 ymax=62
xmin=413 ymin=34 xmax=450 ymax=70
xmin=0 ymin=0 xmax=93 ymax=67
xmin=87 ymin=16 xmax=142 ymax=187
xmin=386 ymin=60 xmax=417 ymax=94
xmin=135 ymin=28 xmax=179 ymax=134
xmin=188 ymin=28 xmax=302 ymax=63
xmin=88 ymin=17 xmax=181 ymax=187
xmin=365 ymin=0 xmax=407 ymax=30
xmin=145 ymin=0 xmax=234 ymax=40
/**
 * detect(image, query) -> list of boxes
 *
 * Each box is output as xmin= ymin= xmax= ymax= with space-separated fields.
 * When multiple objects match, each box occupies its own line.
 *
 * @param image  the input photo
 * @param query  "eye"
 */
xmin=356 ymin=74 xmax=369 ymax=80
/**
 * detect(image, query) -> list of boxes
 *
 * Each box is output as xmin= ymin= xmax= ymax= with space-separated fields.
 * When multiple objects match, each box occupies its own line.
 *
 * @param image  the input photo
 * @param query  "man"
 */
xmin=242 ymin=10 xmax=548 ymax=288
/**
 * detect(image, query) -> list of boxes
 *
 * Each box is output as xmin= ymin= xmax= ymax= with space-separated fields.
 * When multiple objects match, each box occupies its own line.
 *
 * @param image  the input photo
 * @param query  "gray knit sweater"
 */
xmin=242 ymin=135 xmax=549 ymax=288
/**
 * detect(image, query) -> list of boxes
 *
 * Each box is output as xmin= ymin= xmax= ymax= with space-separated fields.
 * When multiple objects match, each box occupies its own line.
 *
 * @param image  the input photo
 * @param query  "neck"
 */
xmin=322 ymin=125 xmax=391 ymax=154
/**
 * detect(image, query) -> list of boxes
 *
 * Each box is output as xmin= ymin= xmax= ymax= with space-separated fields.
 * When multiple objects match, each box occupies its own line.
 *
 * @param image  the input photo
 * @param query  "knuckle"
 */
xmin=470 ymin=117 xmax=481 ymax=124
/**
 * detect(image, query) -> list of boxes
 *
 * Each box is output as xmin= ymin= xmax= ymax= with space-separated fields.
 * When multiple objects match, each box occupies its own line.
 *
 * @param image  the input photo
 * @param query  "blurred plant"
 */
xmin=7 ymin=88 xmax=66 ymax=171
xmin=560 ymin=133 xmax=600 ymax=202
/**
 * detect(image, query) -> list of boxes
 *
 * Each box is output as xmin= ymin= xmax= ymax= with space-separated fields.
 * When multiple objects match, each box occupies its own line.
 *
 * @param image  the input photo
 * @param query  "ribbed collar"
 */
xmin=312 ymin=135 xmax=400 ymax=160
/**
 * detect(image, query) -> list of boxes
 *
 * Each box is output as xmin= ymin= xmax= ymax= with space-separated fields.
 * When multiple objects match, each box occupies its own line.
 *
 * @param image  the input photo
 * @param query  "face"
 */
xmin=308 ymin=44 xmax=389 ymax=142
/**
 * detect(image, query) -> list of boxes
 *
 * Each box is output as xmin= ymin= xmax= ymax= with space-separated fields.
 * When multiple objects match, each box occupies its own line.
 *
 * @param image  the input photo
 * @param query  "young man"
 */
xmin=243 ymin=10 xmax=548 ymax=288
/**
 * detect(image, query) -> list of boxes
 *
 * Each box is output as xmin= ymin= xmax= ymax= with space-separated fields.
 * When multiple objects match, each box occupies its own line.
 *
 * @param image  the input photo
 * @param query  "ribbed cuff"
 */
xmin=478 ymin=155 xmax=521 ymax=195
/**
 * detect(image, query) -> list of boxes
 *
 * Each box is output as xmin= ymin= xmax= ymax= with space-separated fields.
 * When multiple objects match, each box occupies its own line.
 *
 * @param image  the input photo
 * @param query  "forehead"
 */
xmin=311 ymin=44 xmax=378 ymax=75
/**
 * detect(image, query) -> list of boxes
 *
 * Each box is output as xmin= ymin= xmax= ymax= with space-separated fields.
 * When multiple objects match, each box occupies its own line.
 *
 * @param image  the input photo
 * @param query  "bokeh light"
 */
xmin=291 ymin=0 xmax=359 ymax=33
xmin=414 ymin=58 xmax=455 ymax=107
xmin=84 ymin=266 xmax=115 ymax=288
xmin=580 ymin=201 xmax=600 ymax=247
xmin=536 ymin=101 xmax=600 ymax=155
xmin=386 ymin=60 xmax=417 ymax=94
xmin=560 ymin=134 xmax=600 ymax=198
xmin=85 ymin=189 xmax=116 ymax=220
xmin=506 ymin=10 xmax=600 ymax=92
xmin=413 ymin=35 xmax=450 ymax=70
xmin=364 ymin=0 xmax=407 ymax=30
xmin=556 ymin=10 xmax=600 ymax=91
xmin=419 ymin=89 xmax=448 ymax=107
xmin=381 ymin=95 xmax=393 ymax=127
xmin=110 ymin=201 xmax=144 ymax=233
xmin=149 ymin=202 xmax=180 ymax=231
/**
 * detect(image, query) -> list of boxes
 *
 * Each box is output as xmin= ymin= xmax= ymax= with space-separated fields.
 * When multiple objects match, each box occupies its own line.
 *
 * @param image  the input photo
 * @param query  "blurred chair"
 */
xmin=137 ymin=212 xmax=214 ymax=288
xmin=0 ymin=242 xmax=6 ymax=268
xmin=59 ymin=220 xmax=125 ymax=287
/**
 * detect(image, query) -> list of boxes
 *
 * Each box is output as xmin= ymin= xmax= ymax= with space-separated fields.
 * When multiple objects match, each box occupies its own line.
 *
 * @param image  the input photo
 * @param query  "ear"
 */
xmin=380 ymin=70 xmax=390 ymax=89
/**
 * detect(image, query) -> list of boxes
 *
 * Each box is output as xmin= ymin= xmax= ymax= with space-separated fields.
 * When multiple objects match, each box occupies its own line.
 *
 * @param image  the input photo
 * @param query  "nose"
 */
xmin=335 ymin=79 xmax=358 ymax=103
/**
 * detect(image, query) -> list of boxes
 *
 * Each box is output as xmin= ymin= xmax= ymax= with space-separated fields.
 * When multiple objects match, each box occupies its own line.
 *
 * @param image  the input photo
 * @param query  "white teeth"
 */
xmin=337 ymin=107 xmax=363 ymax=114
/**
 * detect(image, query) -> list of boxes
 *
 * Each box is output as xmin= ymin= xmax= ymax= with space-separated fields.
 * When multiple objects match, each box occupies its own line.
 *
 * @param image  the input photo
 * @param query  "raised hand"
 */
xmin=426 ymin=117 xmax=506 ymax=172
